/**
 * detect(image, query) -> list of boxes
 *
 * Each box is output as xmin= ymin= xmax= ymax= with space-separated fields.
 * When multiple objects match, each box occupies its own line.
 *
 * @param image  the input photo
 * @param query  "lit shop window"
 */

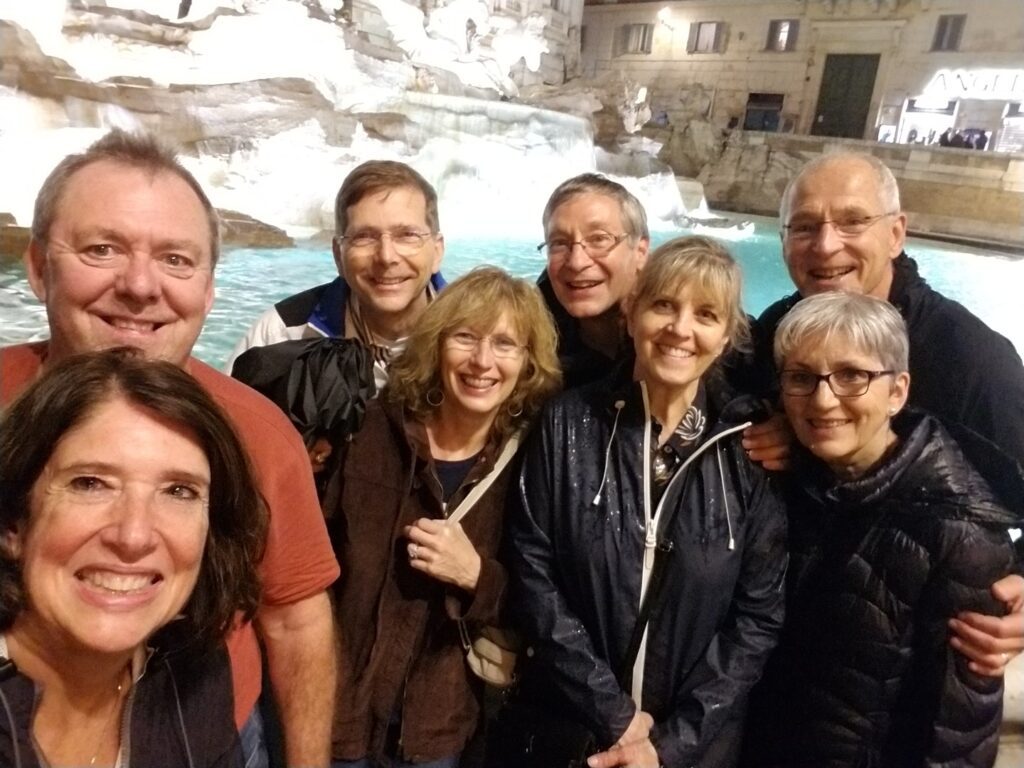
xmin=616 ymin=23 xmax=654 ymax=55
xmin=688 ymin=21 xmax=725 ymax=54
xmin=932 ymin=14 xmax=966 ymax=52
xmin=766 ymin=19 xmax=799 ymax=52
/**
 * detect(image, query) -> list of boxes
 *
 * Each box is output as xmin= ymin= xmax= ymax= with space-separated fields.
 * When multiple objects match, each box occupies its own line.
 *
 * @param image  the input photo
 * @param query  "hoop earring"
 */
xmin=506 ymin=396 xmax=523 ymax=418
xmin=426 ymin=387 xmax=445 ymax=407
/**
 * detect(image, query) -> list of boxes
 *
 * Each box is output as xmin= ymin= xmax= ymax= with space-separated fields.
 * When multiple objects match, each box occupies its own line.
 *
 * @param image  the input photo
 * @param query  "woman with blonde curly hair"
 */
xmin=325 ymin=266 xmax=561 ymax=768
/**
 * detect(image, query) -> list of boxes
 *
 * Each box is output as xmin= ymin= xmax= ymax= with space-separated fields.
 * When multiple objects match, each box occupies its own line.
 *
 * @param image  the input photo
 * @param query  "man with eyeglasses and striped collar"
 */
xmin=748 ymin=151 xmax=1024 ymax=683
xmin=228 ymin=160 xmax=447 ymax=391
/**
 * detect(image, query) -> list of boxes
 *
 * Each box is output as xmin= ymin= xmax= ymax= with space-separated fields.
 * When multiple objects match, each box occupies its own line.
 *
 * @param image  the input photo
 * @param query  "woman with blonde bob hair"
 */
xmin=326 ymin=267 xmax=560 ymax=768
xmin=497 ymin=236 xmax=787 ymax=768
xmin=742 ymin=291 xmax=1021 ymax=767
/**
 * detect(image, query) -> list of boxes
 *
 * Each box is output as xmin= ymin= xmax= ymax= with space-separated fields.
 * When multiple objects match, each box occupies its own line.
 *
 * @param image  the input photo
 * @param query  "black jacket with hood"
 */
xmin=744 ymin=409 xmax=1023 ymax=768
xmin=505 ymin=371 xmax=788 ymax=767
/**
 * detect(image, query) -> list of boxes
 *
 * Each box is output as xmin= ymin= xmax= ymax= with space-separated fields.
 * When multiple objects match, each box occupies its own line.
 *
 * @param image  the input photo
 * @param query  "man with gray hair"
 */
xmin=752 ymin=151 xmax=1024 ymax=675
xmin=535 ymin=173 xmax=650 ymax=388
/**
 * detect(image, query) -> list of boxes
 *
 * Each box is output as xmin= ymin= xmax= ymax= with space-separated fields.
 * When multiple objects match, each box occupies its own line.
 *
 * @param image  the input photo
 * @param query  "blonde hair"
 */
xmin=386 ymin=267 xmax=561 ymax=443
xmin=629 ymin=235 xmax=750 ymax=352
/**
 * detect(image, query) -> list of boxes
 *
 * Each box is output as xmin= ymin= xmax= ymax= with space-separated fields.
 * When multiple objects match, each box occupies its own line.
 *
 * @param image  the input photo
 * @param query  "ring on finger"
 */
xmin=1002 ymin=651 xmax=1011 ymax=665
xmin=410 ymin=544 xmax=419 ymax=560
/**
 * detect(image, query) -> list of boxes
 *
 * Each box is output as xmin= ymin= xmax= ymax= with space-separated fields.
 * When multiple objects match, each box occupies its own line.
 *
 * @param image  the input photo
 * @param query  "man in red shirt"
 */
xmin=1 ymin=129 xmax=340 ymax=767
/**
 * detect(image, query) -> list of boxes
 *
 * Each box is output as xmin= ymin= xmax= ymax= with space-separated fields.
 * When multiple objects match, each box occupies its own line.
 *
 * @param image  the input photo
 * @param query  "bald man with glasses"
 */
xmin=748 ymin=151 xmax=1024 ymax=677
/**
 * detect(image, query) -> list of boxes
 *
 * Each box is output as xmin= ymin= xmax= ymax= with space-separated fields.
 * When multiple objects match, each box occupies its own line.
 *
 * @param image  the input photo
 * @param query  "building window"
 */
xmin=766 ymin=19 xmax=798 ymax=52
xmin=687 ymin=21 xmax=725 ymax=54
xmin=743 ymin=93 xmax=785 ymax=131
xmin=931 ymin=14 xmax=965 ymax=52
xmin=548 ymin=0 xmax=566 ymax=14
xmin=616 ymin=23 xmax=654 ymax=56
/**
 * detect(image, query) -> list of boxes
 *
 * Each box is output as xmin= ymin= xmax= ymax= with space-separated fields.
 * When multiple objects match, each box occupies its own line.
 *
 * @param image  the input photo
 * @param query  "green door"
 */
xmin=811 ymin=54 xmax=880 ymax=139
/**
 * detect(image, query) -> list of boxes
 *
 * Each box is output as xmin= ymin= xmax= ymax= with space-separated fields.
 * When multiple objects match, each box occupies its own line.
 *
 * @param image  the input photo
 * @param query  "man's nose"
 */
xmin=563 ymin=241 xmax=593 ymax=271
xmin=115 ymin=253 xmax=162 ymax=301
xmin=812 ymin=221 xmax=845 ymax=253
xmin=373 ymin=234 xmax=400 ymax=263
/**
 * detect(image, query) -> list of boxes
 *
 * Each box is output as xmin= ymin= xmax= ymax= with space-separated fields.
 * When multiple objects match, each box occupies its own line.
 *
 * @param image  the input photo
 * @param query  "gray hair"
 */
xmin=31 ymin=129 xmax=222 ymax=266
xmin=778 ymin=152 xmax=901 ymax=224
xmin=542 ymin=173 xmax=650 ymax=242
xmin=631 ymin=235 xmax=750 ymax=353
xmin=774 ymin=292 xmax=909 ymax=372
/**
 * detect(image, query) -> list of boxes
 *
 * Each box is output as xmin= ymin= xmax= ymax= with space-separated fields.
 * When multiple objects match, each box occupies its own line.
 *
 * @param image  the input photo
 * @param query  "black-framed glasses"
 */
xmin=536 ymin=231 xmax=628 ymax=258
xmin=446 ymin=330 xmax=526 ymax=359
xmin=780 ymin=368 xmax=895 ymax=398
xmin=782 ymin=212 xmax=897 ymax=242
xmin=336 ymin=229 xmax=435 ymax=256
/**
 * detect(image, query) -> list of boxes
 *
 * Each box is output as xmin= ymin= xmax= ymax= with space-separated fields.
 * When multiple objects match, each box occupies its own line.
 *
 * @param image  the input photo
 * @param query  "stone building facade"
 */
xmin=580 ymin=0 xmax=1024 ymax=151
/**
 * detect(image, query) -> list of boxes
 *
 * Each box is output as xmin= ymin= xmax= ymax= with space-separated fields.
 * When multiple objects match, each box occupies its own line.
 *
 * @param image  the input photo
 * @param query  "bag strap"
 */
xmin=445 ymin=432 xmax=521 ymax=526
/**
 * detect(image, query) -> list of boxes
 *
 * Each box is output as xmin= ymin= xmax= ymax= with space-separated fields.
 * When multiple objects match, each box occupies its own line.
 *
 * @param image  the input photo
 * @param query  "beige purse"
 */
xmin=445 ymin=434 xmax=522 ymax=689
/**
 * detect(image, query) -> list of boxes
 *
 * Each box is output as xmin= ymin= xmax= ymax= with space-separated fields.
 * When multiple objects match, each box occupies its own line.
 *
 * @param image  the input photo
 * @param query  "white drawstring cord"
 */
xmin=716 ymin=445 xmax=735 ymax=551
xmin=592 ymin=400 xmax=626 ymax=505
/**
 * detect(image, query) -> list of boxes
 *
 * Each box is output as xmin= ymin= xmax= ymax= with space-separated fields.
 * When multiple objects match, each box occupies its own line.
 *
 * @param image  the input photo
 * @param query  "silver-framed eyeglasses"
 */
xmin=537 ymin=231 xmax=628 ymax=258
xmin=782 ymin=212 xmax=897 ymax=242
xmin=337 ymin=229 xmax=435 ymax=256
xmin=446 ymin=330 xmax=526 ymax=359
xmin=780 ymin=368 xmax=895 ymax=398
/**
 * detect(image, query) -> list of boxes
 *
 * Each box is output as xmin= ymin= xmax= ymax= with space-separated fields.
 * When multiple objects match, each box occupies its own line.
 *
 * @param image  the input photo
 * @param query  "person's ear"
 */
xmin=889 ymin=213 xmax=908 ymax=260
xmin=331 ymin=237 xmax=346 ymax=280
xmin=888 ymin=371 xmax=911 ymax=414
xmin=0 ymin=527 xmax=23 ymax=561
xmin=634 ymin=238 xmax=650 ymax=272
xmin=25 ymin=239 xmax=49 ymax=302
xmin=431 ymin=234 xmax=444 ymax=274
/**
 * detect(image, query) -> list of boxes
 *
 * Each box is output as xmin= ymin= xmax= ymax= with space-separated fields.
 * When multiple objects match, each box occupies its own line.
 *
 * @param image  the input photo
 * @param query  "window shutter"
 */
xmin=687 ymin=22 xmax=698 ymax=53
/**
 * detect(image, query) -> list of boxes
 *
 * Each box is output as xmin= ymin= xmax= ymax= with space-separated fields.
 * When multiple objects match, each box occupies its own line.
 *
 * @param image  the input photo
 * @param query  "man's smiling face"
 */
xmin=781 ymin=157 xmax=907 ymax=301
xmin=546 ymin=192 xmax=648 ymax=319
xmin=26 ymin=159 xmax=215 ymax=367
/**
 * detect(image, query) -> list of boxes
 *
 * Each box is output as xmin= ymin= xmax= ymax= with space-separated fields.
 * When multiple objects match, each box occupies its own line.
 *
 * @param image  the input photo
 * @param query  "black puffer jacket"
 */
xmin=744 ymin=409 xmax=1023 ymax=768
xmin=506 ymin=374 xmax=788 ymax=767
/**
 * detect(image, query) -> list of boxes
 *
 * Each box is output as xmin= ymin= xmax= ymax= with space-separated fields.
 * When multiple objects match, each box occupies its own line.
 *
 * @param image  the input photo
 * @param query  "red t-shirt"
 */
xmin=0 ymin=342 xmax=340 ymax=728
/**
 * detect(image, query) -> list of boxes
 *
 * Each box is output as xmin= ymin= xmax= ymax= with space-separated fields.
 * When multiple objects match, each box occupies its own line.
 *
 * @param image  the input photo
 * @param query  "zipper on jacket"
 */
xmin=631 ymin=381 xmax=752 ymax=704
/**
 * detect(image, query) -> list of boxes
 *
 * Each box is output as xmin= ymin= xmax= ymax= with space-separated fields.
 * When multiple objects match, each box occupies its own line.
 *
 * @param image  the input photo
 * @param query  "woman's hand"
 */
xmin=587 ymin=738 xmax=659 ymax=768
xmin=404 ymin=518 xmax=482 ymax=592
xmin=585 ymin=711 xmax=658 ymax=768
xmin=949 ymin=574 xmax=1024 ymax=676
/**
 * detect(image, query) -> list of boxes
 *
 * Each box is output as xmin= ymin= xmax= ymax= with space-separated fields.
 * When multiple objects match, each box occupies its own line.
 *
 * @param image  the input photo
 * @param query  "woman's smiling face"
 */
xmin=782 ymin=335 xmax=909 ymax=478
xmin=15 ymin=396 xmax=210 ymax=657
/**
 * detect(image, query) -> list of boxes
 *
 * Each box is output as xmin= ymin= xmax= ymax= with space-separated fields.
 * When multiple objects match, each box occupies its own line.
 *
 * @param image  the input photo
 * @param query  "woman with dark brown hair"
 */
xmin=0 ymin=348 xmax=267 ymax=768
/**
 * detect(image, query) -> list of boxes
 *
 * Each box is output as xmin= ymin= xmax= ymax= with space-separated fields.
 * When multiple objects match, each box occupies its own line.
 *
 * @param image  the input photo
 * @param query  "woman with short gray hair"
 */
xmin=743 ymin=291 xmax=1022 ymax=767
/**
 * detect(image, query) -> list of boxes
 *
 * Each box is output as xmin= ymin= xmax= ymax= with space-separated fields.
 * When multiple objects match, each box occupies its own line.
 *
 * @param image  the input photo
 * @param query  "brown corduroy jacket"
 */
xmin=326 ymin=399 xmax=511 ymax=763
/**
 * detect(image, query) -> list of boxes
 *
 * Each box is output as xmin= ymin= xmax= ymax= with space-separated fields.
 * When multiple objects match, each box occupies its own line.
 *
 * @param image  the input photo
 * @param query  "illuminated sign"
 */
xmin=922 ymin=69 xmax=1024 ymax=101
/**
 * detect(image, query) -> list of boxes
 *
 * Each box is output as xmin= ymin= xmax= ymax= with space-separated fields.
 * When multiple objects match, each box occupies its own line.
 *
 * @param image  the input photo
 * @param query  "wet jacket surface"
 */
xmin=744 ymin=410 xmax=1023 ymax=768
xmin=327 ymin=399 xmax=510 ymax=763
xmin=753 ymin=252 xmax=1024 ymax=466
xmin=0 ymin=644 xmax=241 ymax=768
xmin=506 ymin=374 xmax=788 ymax=767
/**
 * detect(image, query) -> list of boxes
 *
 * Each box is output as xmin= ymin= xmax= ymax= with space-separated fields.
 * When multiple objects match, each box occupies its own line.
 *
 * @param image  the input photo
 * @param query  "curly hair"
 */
xmin=0 ymin=348 xmax=267 ymax=648
xmin=386 ymin=267 xmax=561 ymax=444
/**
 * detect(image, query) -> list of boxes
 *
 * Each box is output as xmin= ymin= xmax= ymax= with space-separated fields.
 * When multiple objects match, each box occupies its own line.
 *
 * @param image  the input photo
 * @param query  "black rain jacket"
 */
xmin=505 ymin=373 xmax=788 ymax=767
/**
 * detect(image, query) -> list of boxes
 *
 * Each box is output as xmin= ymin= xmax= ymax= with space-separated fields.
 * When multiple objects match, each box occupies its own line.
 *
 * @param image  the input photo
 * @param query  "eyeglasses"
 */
xmin=446 ymin=330 xmax=526 ymax=359
xmin=782 ymin=212 xmax=897 ymax=242
xmin=337 ymin=229 xmax=435 ymax=256
xmin=72 ymin=244 xmax=204 ymax=280
xmin=780 ymin=368 xmax=895 ymax=398
xmin=537 ymin=231 xmax=629 ymax=258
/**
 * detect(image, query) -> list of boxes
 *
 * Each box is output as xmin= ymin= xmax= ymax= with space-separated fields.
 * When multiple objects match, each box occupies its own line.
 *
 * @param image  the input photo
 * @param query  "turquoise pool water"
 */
xmin=2 ymin=215 xmax=1021 ymax=369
